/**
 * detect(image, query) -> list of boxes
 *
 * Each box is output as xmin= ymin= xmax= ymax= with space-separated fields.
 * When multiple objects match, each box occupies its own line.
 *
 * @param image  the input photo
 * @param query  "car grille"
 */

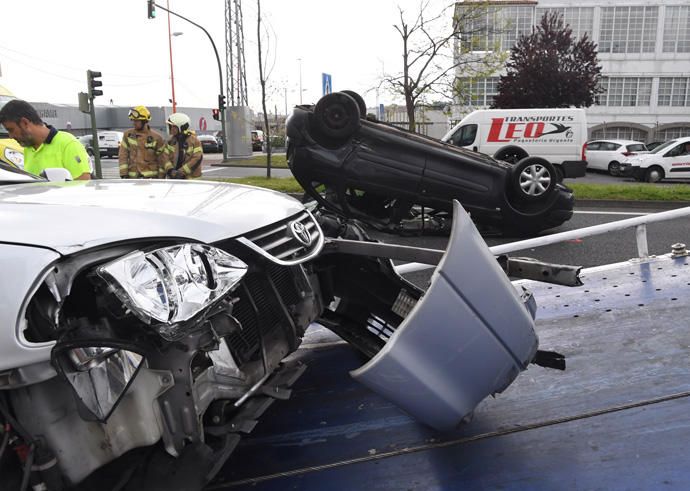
xmin=238 ymin=211 xmax=323 ymax=265
xmin=226 ymin=265 xmax=303 ymax=364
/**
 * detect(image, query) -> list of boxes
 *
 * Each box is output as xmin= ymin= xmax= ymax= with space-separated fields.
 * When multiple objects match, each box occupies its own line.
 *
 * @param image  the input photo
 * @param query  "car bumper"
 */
xmin=561 ymin=160 xmax=587 ymax=178
xmin=619 ymin=164 xmax=643 ymax=179
xmin=351 ymin=201 xmax=539 ymax=431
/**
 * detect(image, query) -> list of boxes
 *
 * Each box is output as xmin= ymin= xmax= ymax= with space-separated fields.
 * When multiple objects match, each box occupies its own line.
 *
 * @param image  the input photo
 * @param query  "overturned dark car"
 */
xmin=287 ymin=91 xmax=575 ymax=235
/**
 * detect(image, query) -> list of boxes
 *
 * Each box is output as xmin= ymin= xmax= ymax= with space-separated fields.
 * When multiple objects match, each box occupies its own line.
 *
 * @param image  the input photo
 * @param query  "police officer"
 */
xmin=164 ymin=112 xmax=203 ymax=179
xmin=119 ymin=105 xmax=169 ymax=179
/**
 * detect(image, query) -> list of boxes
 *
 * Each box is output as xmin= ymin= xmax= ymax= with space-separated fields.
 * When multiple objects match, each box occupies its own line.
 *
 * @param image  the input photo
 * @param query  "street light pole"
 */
xmin=298 ymin=58 xmax=303 ymax=105
xmin=166 ymin=0 xmax=177 ymax=112
xmin=153 ymin=2 xmax=228 ymax=160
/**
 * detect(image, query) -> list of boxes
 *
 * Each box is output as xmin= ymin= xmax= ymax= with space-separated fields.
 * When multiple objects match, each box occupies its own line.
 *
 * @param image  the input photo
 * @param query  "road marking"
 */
xmin=574 ymin=210 xmax=650 ymax=216
xmin=202 ymin=167 xmax=227 ymax=173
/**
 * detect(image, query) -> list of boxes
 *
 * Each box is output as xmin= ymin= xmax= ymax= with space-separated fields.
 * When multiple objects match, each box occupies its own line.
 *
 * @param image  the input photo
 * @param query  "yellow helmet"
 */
xmin=128 ymin=105 xmax=151 ymax=121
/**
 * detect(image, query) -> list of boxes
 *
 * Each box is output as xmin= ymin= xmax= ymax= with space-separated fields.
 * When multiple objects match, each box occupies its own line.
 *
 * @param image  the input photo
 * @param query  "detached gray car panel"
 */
xmin=351 ymin=202 xmax=538 ymax=430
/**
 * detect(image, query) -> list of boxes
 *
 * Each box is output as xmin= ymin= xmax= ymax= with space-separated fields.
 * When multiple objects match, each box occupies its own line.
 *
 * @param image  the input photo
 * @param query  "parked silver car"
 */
xmin=0 ymin=162 xmax=552 ymax=490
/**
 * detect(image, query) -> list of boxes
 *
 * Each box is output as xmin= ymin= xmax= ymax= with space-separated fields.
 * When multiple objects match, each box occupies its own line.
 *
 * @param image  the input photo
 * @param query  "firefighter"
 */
xmin=164 ymin=112 xmax=203 ymax=179
xmin=119 ymin=105 xmax=169 ymax=178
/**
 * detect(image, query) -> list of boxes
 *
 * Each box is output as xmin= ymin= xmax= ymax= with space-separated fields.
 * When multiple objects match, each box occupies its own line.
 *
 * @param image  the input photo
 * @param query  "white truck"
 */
xmin=442 ymin=108 xmax=588 ymax=181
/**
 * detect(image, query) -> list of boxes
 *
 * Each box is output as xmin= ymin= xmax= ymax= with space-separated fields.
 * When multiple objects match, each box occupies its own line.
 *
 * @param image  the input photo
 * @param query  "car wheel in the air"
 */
xmin=494 ymin=147 xmax=528 ymax=165
xmin=644 ymin=166 xmax=664 ymax=183
xmin=340 ymin=90 xmax=367 ymax=118
xmin=511 ymin=156 xmax=556 ymax=202
xmin=608 ymin=161 xmax=621 ymax=176
xmin=312 ymin=92 xmax=361 ymax=141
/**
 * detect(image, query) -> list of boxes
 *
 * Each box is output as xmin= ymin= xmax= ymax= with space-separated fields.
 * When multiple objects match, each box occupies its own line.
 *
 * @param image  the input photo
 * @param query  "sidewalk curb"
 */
xmin=576 ymin=199 xmax=690 ymax=210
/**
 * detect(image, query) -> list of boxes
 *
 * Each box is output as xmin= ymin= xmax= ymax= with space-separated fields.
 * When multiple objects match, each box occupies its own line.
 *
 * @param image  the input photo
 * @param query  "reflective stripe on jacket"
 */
xmin=118 ymin=126 xmax=170 ymax=178
xmin=166 ymin=132 xmax=203 ymax=179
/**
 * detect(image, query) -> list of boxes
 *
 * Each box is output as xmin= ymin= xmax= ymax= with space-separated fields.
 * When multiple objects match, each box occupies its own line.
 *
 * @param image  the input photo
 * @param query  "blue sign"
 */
xmin=379 ymin=103 xmax=385 ymax=120
xmin=322 ymin=73 xmax=332 ymax=96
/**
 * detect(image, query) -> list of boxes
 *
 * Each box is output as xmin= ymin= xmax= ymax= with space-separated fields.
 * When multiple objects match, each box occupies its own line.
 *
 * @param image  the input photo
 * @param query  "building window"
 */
xmin=658 ymin=127 xmax=690 ymax=141
xmin=664 ymin=6 xmax=690 ymax=53
xmin=460 ymin=5 xmax=533 ymax=51
xmin=658 ymin=78 xmax=690 ymax=106
xmin=535 ymin=7 xmax=594 ymax=39
xmin=599 ymin=7 xmax=658 ymax=53
xmin=459 ymin=77 xmax=499 ymax=107
xmin=591 ymin=127 xmax=648 ymax=141
xmin=597 ymin=77 xmax=652 ymax=106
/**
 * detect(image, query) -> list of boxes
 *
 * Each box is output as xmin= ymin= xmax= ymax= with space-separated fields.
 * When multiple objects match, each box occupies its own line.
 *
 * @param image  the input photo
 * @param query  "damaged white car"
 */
xmin=0 ymin=163 xmax=562 ymax=490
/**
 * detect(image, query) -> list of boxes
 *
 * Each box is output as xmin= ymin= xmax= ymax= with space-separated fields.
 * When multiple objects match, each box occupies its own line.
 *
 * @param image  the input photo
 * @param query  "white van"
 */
xmin=78 ymin=131 xmax=124 ymax=158
xmin=442 ymin=108 xmax=588 ymax=180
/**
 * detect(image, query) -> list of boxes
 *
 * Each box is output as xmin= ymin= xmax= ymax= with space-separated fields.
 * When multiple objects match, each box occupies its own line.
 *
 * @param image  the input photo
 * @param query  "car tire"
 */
xmin=494 ymin=147 xmax=528 ymax=165
xmin=340 ymin=90 xmax=367 ymax=119
xmin=644 ymin=166 xmax=664 ymax=183
xmin=554 ymin=166 xmax=565 ymax=183
xmin=608 ymin=161 xmax=621 ymax=176
xmin=511 ymin=156 xmax=556 ymax=202
xmin=313 ymin=92 xmax=361 ymax=140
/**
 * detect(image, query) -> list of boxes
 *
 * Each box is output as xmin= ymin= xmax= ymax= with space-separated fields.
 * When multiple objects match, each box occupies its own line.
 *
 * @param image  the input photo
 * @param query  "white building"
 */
xmin=455 ymin=1 xmax=690 ymax=143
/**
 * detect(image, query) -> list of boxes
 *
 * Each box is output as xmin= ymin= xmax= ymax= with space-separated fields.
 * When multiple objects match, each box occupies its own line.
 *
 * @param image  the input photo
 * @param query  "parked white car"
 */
xmin=620 ymin=137 xmax=690 ymax=183
xmin=585 ymin=140 xmax=648 ymax=176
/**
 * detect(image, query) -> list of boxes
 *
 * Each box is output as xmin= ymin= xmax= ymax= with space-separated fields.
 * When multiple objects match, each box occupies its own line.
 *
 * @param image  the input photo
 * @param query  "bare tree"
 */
xmin=382 ymin=0 xmax=505 ymax=131
xmin=257 ymin=0 xmax=271 ymax=177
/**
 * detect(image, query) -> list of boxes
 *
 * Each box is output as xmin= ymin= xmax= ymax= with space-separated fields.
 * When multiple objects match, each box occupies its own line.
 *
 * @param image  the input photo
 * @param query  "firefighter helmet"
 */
xmin=167 ymin=112 xmax=191 ymax=133
xmin=128 ymin=105 xmax=151 ymax=121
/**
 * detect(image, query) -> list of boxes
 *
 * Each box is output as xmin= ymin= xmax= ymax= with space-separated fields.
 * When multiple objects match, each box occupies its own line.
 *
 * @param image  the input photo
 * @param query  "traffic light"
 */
xmin=87 ymin=70 xmax=103 ymax=98
xmin=218 ymin=93 xmax=226 ymax=111
xmin=212 ymin=109 xmax=220 ymax=121
xmin=147 ymin=0 xmax=156 ymax=19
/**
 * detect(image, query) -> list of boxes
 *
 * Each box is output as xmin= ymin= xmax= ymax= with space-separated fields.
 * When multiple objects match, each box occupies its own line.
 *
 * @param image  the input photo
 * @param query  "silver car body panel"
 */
xmin=351 ymin=201 xmax=538 ymax=431
xmin=0 ymin=244 xmax=61 ymax=371
xmin=0 ymin=181 xmax=309 ymax=371
xmin=0 ymin=180 xmax=304 ymax=254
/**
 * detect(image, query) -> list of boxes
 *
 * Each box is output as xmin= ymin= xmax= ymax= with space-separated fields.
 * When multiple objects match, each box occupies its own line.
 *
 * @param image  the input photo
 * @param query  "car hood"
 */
xmin=0 ymin=179 xmax=304 ymax=255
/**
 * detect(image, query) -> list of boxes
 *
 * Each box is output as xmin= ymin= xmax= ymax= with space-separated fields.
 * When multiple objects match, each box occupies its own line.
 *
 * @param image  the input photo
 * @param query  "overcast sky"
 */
xmin=0 ymin=0 xmax=448 ymax=114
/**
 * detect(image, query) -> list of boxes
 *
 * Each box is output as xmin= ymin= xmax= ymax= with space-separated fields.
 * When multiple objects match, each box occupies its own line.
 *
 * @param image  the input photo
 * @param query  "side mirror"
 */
xmin=41 ymin=168 xmax=73 ymax=182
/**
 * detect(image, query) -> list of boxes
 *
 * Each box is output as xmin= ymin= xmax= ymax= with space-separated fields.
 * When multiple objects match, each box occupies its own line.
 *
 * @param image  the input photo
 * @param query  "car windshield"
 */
xmin=0 ymin=160 xmax=41 ymax=184
xmin=651 ymin=140 xmax=678 ymax=154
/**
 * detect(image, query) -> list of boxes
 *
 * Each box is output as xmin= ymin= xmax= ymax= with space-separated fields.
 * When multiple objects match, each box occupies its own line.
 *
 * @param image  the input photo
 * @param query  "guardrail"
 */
xmin=395 ymin=206 xmax=690 ymax=275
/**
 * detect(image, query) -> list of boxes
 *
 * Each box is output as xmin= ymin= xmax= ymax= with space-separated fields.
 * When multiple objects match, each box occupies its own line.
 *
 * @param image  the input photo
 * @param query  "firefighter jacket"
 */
xmin=164 ymin=131 xmax=203 ymax=179
xmin=119 ymin=126 xmax=170 ymax=178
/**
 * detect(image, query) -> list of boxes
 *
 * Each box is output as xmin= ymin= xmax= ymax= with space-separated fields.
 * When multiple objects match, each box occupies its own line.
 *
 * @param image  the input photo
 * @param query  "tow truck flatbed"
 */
xmin=210 ymin=253 xmax=690 ymax=490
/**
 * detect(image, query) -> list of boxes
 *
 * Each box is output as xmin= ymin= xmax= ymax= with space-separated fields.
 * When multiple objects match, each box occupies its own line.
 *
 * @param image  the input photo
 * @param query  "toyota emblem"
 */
xmin=289 ymin=221 xmax=312 ymax=246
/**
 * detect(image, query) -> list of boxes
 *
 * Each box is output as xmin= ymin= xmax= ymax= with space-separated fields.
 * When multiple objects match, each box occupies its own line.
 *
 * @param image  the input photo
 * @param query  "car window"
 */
xmin=586 ymin=142 xmax=601 ymax=151
xmin=652 ymin=140 xmax=677 ymax=154
xmin=599 ymin=142 xmax=619 ymax=151
xmin=664 ymin=143 xmax=687 ymax=158
xmin=450 ymin=124 xmax=477 ymax=147
xmin=627 ymin=144 xmax=646 ymax=152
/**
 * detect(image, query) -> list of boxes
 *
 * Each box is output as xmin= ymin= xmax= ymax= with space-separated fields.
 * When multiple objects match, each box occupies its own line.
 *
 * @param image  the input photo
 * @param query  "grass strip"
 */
xmin=213 ymin=154 xmax=288 ymax=168
xmin=569 ymin=182 xmax=690 ymax=201
xmin=209 ymin=178 xmax=690 ymax=202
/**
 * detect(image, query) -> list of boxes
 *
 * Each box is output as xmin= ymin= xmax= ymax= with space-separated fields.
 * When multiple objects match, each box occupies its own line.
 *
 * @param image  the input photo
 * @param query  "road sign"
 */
xmin=379 ymin=104 xmax=385 ymax=120
xmin=322 ymin=73 xmax=332 ymax=96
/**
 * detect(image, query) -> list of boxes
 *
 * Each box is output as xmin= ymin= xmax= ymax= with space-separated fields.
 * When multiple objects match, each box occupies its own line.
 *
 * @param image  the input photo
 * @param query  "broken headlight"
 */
xmin=97 ymin=244 xmax=247 ymax=339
